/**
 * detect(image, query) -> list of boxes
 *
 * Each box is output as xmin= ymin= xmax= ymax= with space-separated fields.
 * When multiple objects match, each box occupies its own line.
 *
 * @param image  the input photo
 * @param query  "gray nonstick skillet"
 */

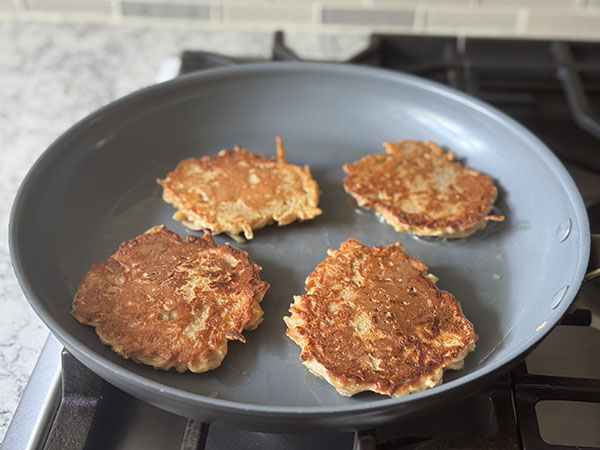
xmin=9 ymin=62 xmax=590 ymax=431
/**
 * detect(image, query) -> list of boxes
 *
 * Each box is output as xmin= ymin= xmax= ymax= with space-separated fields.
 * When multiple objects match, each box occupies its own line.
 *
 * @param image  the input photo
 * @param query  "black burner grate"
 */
xmin=182 ymin=31 xmax=600 ymax=172
xmin=513 ymin=364 xmax=600 ymax=450
xmin=42 ymin=346 xmax=600 ymax=450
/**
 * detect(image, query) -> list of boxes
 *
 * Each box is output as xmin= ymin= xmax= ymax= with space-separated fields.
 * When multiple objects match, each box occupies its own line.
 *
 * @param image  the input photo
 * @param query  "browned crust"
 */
xmin=72 ymin=226 xmax=269 ymax=373
xmin=284 ymin=238 xmax=478 ymax=397
xmin=157 ymin=137 xmax=322 ymax=242
xmin=343 ymin=140 xmax=504 ymax=238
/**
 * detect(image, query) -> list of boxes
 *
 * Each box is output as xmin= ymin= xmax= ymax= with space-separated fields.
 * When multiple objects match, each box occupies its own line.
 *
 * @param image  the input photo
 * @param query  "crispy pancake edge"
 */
xmin=284 ymin=237 xmax=478 ymax=397
xmin=157 ymin=137 xmax=322 ymax=242
xmin=72 ymin=225 xmax=269 ymax=373
xmin=343 ymin=140 xmax=504 ymax=238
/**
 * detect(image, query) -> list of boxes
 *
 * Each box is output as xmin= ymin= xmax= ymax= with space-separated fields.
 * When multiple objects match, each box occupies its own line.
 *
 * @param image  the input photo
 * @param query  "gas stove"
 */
xmin=3 ymin=32 xmax=600 ymax=450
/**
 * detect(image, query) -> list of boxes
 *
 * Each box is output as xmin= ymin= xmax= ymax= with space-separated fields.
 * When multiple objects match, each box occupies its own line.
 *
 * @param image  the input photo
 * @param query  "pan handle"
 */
xmin=584 ymin=234 xmax=600 ymax=281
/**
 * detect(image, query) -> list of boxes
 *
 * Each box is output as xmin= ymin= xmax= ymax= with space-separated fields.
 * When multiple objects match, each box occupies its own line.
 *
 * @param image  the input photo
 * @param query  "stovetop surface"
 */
xmin=3 ymin=31 xmax=600 ymax=450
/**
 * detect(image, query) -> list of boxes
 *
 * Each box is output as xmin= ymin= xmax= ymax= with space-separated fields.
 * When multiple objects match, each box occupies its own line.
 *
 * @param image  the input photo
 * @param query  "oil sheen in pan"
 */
xmin=410 ymin=206 xmax=506 ymax=244
xmin=353 ymin=205 xmax=505 ymax=244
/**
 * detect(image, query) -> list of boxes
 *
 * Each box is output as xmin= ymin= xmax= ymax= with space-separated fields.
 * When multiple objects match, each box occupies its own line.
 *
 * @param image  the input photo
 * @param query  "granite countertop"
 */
xmin=0 ymin=20 xmax=367 ymax=441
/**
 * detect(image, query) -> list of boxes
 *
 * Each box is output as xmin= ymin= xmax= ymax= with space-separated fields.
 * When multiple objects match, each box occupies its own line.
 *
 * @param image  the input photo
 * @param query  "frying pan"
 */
xmin=9 ymin=62 xmax=590 ymax=432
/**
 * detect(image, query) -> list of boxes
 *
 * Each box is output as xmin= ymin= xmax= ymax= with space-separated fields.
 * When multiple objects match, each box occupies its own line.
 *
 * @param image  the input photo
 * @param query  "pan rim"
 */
xmin=9 ymin=61 xmax=591 ymax=417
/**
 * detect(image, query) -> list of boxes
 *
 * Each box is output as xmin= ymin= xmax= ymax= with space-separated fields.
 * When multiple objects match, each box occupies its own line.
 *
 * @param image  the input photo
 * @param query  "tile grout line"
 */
xmin=2 ymin=0 xmax=600 ymax=40
xmin=515 ymin=6 xmax=529 ymax=36
xmin=110 ymin=0 xmax=122 ymax=24
xmin=311 ymin=2 xmax=321 ymax=27
xmin=413 ymin=3 xmax=426 ymax=34
xmin=11 ymin=0 xmax=24 ymax=18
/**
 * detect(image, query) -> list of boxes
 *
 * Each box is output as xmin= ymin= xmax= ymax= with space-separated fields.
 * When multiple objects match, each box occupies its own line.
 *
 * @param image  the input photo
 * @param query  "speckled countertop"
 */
xmin=0 ymin=20 xmax=367 ymax=441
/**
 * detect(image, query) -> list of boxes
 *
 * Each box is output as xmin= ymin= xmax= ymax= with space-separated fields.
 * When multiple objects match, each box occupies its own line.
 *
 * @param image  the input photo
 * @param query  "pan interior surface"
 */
xmin=11 ymin=63 xmax=588 ymax=412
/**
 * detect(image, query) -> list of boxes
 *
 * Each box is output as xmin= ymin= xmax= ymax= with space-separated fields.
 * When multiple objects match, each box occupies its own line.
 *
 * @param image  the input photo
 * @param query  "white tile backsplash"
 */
xmin=5 ymin=0 xmax=600 ymax=40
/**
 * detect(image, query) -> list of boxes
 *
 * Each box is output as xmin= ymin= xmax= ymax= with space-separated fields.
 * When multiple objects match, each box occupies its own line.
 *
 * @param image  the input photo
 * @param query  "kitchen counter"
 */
xmin=0 ymin=20 xmax=367 ymax=441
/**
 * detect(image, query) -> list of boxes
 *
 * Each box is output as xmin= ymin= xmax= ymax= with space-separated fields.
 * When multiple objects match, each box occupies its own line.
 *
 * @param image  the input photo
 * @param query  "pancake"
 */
xmin=284 ymin=237 xmax=477 ymax=397
xmin=157 ymin=136 xmax=322 ymax=242
xmin=343 ymin=140 xmax=504 ymax=238
xmin=72 ymin=225 xmax=269 ymax=373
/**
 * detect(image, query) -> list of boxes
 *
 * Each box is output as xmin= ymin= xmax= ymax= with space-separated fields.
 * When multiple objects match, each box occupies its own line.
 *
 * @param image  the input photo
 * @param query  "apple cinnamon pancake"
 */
xmin=284 ymin=237 xmax=477 ymax=397
xmin=343 ymin=140 xmax=503 ymax=238
xmin=72 ymin=225 xmax=269 ymax=373
xmin=157 ymin=137 xmax=322 ymax=242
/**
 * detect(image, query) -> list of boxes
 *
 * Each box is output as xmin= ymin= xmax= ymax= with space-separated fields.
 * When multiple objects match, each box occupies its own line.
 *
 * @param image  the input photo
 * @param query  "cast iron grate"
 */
xmin=42 ymin=345 xmax=599 ymax=450
xmin=181 ymin=31 xmax=600 ymax=172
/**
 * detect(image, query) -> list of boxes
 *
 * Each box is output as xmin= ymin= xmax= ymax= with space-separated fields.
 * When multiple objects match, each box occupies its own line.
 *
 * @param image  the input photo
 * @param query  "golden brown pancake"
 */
xmin=284 ymin=237 xmax=477 ymax=397
xmin=343 ymin=140 xmax=504 ymax=238
xmin=72 ymin=226 xmax=269 ymax=373
xmin=157 ymin=137 xmax=322 ymax=242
